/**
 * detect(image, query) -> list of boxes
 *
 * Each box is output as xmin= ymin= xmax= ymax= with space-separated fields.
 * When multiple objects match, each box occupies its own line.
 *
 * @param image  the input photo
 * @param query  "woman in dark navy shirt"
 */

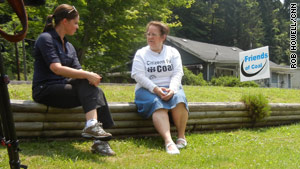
xmin=32 ymin=4 xmax=115 ymax=156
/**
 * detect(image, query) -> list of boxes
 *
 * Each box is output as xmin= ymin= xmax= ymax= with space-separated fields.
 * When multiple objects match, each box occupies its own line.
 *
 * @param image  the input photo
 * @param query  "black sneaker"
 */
xmin=91 ymin=140 xmax=116 ymax=156
xmin=82 ymin=122 xmax=112 ymax=141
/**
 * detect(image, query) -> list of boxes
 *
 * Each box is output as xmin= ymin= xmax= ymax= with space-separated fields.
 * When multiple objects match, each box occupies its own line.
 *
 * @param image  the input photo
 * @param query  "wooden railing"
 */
xmin=10 ymin=100 xmax=300 ymax=138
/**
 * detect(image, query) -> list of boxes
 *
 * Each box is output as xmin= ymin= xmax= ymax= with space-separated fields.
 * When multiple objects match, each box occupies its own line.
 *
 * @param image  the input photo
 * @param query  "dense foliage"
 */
xmin=182 ymin=66 xmax=207 ymax=86
xmin=241 ymin=93 xmax=271 ymax=124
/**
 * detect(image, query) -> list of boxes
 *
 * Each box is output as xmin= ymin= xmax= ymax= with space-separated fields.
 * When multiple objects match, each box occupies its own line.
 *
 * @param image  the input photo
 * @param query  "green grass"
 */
xmin=2 ymin=84 xmax=300 ymax=168
xmin=7 ymin=84 xmax=300 ymax=103
xmin=1 ymin=124 xmax=300 ymax=168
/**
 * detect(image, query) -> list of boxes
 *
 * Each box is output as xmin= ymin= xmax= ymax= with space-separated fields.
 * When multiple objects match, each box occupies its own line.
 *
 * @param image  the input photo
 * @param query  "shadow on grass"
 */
xmin=18 ymin=139 xmax=108 ymax=163
xmin=128 ymin=136 xmax=164 ymax=150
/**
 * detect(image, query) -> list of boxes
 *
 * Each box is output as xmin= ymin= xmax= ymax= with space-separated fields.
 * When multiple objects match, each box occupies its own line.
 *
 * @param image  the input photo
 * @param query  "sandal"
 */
xmin=176 ymin=138 xmax=187 ymax=149
xmin=165 ymin=142 xmax=180 ymax=155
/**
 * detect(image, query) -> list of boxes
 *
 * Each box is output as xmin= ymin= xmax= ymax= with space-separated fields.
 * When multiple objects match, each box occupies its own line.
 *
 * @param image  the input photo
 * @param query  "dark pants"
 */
xmin=32 ymin=79 xmax=114 ymax=129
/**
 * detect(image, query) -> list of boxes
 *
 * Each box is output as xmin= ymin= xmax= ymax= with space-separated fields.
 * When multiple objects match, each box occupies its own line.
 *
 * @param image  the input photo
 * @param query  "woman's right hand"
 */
xmin=153 ymin=86 xmax=168 ymax=98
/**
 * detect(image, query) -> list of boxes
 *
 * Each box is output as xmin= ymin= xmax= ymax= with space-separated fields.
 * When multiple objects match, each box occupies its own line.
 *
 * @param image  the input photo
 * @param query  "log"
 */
xmin=187 ymin=117 xmax=252 ymax=125
xmin=47 ymin=106 xmax=83 ymax=113
xmin=189 ymin=111 xmax=248 ymax=119
xmin=45 ymin=113 xmax=85 ymax=122
xmin=13 ymin=113 xmax=46 ymax=122
xmin=15 ymin=122 xmax=43 ymax=131
xmin=108 ymin=102 xmax=137 ymax=113
xmin=270 ymin=110 xmax=300 ymax=116
xmin=13 ymin=113 xmax=85 ymax=122
xmin=43 ymin=122 xmax=85 ymax=130
xmin=14 ymin=122 xmax=85 ymax=131
xmin=17 ymin=131 xmax=45 ymax=137
xmin=11 ymin=100 xmax=47 ymax=112
xmin=193 ymin=123 xmax=252 ymax=130
xmin=188 ymin=102 xmax=246 ymax=111
xmin=11 ymin=100 xmax=139 ymax=113
xmin=270 ymin=103 xmax=300 ymax=111
xmin=111 ymin=112 xmax=144 ymax=120
xmin=262 ymin=115 xmax=300 ymax=122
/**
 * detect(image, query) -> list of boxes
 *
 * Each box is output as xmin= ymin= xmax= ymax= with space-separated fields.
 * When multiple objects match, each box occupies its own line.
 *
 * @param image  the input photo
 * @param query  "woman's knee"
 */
xmin=172 ymin=103 xmax=188 ymax=113
xmin=174 ymin=102 xmax=185 ymax=109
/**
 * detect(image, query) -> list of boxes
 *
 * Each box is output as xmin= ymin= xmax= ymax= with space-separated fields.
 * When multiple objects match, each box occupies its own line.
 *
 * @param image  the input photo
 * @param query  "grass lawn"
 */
xmin=7 ymin=84 xmax=300 ymax=103
xmin=1 ymin=84 xmax=300 ymax=168
xmin=1 ymin=124 xmax=300 ymax=168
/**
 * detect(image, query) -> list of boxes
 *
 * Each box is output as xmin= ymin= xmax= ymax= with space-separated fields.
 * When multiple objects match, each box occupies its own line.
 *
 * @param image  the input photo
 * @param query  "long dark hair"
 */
xmin=43 ymin=4 xmax=79 ymax=32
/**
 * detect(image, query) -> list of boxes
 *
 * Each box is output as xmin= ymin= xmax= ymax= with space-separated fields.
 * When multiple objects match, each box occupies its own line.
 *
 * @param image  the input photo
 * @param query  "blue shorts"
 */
xmin=134 ymin=87 xmax=189 ymax=119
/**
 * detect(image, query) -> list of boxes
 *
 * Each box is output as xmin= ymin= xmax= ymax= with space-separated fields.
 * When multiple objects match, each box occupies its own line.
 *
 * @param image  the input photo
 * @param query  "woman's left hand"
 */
xmin=161 ymin=88 xmax=174 ymax=101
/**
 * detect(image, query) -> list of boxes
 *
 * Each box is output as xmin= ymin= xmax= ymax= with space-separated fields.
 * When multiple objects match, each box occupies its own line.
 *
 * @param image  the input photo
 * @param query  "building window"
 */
xmin=215 ymin=68 xmax=235 ymax=77
xmin=271 ymin=72 xmax=278 ymax=83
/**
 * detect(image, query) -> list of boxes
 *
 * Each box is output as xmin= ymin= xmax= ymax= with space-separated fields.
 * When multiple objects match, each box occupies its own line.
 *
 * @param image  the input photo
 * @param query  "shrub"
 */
xmin=182 ymin=67 xmax=207 ymax=86
xmin=241 ymin=93 xmax=271 ymax=124
xmin=210 ymin=76 xmax=259 ymax=87
xmin=210 ymin=76 xmax=239 ymax=87
xmin=239 ymin=81 xmax=259 ymax=87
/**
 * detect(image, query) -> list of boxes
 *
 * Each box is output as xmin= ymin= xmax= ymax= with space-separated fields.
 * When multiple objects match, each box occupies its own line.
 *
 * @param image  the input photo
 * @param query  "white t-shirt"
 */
xmin=131 ymin=45 xmax=184 ymax=93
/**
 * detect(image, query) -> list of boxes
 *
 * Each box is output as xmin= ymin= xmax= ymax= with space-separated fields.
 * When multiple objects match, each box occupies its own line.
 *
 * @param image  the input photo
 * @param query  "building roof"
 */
xmin=167 ymin=35 xmax=294 ymax=71
xmin=166 ymin=35 xmax=243 ymax=63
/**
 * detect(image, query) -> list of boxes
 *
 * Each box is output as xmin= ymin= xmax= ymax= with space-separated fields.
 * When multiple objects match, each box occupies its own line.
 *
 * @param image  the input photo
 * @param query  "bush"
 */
xmin=239 ymin=81 xmax=260 ymax=87
xmin=210 ymin=76 xmax=239 ymax=87
xmin=182 ymin=67 xmax=207 ymax=86
xmin=210 ymin=76 xmax=259 ymax=87
xmin=241 ymin=93 xmax=271 ymax=124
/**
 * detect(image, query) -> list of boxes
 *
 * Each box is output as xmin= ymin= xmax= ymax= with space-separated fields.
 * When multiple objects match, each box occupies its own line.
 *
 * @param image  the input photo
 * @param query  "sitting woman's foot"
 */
xmin=176 ymin=138 xmax=187 ymax=149
xmin=165 ymin=142 xmax=180 ymax=155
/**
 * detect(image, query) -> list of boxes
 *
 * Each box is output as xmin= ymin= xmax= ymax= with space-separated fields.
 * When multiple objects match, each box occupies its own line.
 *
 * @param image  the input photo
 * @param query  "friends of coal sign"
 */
xmin=239 ymin=46 xmax=270 ymax=82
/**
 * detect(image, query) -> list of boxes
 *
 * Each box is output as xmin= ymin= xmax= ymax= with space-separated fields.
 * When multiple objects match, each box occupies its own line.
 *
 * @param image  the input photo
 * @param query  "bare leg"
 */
xmin=171 ymin=103 xmax=188 ymax=139
xmin=152 ymin=109 xmax=172 ymax=144
xmin=152 ymin=109 xmax=177 ymax=151
xmin=86 ymin=109 xmax=97 ymax=120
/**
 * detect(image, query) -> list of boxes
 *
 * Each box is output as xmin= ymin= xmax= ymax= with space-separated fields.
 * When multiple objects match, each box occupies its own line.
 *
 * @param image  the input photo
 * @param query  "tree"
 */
xmin=172 ymin=0 xmax=264 ymax=50
xmin=0 ymin=0 xmax=194 ymax=79
xmin=257 ymin=0 xmax=290 ymax=64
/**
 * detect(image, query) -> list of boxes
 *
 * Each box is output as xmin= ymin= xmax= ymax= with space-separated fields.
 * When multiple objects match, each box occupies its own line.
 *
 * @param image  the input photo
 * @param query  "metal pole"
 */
xmin=22 ymin=39 xmax=27 ymax=81
xmin=0 ymin=44 xmax=27 ymax=169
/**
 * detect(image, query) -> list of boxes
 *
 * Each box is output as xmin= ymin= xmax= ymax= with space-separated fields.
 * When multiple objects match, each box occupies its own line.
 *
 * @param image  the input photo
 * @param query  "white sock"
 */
xmin=94 ymin=140 xmax=102 ymax=144
xmin=86 ymin=119 xmax=97 ymax=128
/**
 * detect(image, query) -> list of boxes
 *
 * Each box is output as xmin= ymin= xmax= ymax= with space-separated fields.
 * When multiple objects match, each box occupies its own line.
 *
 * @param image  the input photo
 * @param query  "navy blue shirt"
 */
xmin=32 ymin=30 xmax=81 ymax=88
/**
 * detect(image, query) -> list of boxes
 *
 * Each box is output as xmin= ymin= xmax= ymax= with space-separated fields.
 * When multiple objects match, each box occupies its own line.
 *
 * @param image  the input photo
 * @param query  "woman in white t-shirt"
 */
xmin=131 ymin=21 xmax=189 ymax=155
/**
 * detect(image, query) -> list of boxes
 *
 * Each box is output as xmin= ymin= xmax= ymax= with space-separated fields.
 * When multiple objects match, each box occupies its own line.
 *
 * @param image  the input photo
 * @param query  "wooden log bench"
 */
xmin=9 ymin=99 xmax=300 ymax=138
